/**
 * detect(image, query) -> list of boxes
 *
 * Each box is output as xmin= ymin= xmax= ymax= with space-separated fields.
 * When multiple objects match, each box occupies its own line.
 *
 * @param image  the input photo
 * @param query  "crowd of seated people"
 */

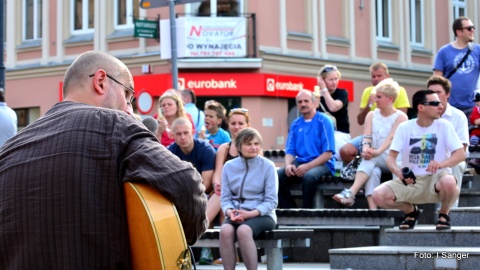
xmin=152 ymin=67 xmax=470 ymax=264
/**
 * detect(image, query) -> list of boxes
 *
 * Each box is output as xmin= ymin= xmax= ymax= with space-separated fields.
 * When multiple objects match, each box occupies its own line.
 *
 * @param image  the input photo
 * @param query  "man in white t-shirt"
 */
xmin=427 ymin=75 xmax=469 ymax=208
xmin=372 ymin=90 xmax=465 ymax=230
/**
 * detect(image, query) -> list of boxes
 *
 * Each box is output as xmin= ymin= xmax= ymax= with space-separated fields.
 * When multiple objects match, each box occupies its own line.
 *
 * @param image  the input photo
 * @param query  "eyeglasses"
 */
xmin=422 ymin=101 xmax=441 ymax=107
xmin=89 ymin=74 xmax=135 ymax=104
xmin=461 ymin=26 xmax=475 ymax=31
xmin=321 ymin=65 xmax=338 ymax=74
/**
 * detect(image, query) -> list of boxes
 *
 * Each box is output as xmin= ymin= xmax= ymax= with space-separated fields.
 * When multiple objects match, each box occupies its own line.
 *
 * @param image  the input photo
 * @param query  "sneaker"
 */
xmin=198 ymin=247 xmax=213 ymax=265
xmin=213 ymin=257 xmax=240 ymax=265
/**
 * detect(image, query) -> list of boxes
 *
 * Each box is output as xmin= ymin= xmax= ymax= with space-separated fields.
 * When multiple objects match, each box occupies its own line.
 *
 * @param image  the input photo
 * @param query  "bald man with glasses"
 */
xmin=434 ymin=16 xmax=480 ymax=118
xmin=0 ymin=51 xmax=208 ymax=269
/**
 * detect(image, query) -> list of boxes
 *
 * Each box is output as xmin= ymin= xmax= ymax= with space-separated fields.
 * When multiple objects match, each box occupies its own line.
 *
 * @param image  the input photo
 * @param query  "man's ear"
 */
xmin=91 ymin=70 xmax=108 ymax=95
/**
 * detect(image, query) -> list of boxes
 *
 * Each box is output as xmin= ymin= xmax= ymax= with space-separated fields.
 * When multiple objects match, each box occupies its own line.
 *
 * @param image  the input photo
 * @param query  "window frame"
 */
xmin=409 ymin=0 xmax=424 ymax=47
xmin=376 ymin=0 xmax=392 ymax=42
xmin=70 ymin=0 xmax=94 ymax=34
xmin=114 ymin=0 xmax=138 ymax=30
xmin=452 ymin=0 xmax=466 ymax=18
xmin=23 ymin=0 xmax=42 ymax=41
xmin=186 ymin=0 xmax=244 ymax=16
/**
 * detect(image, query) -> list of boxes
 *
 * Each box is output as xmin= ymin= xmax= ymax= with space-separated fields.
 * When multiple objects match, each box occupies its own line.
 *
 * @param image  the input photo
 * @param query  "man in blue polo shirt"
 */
xmin=277 ymin=89 xmax=336 ymax=208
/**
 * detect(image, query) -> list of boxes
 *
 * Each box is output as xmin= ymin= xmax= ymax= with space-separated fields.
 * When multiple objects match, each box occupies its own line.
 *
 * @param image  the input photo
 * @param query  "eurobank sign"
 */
xmin=133 ymin=73 xmax=354 ymax=101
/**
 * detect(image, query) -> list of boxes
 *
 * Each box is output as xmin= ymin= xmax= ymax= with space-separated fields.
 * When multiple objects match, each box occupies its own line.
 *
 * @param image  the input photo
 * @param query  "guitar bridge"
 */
xmin=177 ymin=248 xmax=192 ymax=270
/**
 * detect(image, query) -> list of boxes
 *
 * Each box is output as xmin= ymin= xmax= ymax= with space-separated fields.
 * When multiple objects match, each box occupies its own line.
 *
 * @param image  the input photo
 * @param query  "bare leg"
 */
xmin=372 ymin=184 xmax=414 ymax=213
xmin=236 ymin=225 xmax=258 ymax=270
xmin=340 ymin=143 xmax=358 ymax=164
xmin=206 ymin=193 xmax=221 ymax=226
xmin=219 ymin=224 xmax=237 ymax=270
xmin=366 ymin=196 xmax=377 ymax=209
xmin=333 ymin=171 xmax=369 ymax=206
xmin=435 ymin=174 xmax=459 ymax=228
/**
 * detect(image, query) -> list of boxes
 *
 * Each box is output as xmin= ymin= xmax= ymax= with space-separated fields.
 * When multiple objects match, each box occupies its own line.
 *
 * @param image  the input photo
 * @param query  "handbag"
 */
xmin=319 ymin=101 xmax=337 ymax=129
xmin=340 ymin=155 xmax=362 ymax=181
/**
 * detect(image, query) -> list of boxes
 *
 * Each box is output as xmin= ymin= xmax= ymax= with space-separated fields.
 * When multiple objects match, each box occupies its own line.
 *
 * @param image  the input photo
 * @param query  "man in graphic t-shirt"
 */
xmin=373 ymin=90 xmax=465 ymax=230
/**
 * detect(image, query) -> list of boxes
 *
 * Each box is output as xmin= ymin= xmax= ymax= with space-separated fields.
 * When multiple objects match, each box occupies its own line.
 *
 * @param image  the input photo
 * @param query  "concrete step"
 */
xmin=449 ymin=207 xmax=480 ymax=226
xmin=329 ymin=246 xmax=479 ymax=270
xmin=384 ymin=225 xmax=480 ymax=247
xmin=458 ymin=190 xmax=480 ymax=207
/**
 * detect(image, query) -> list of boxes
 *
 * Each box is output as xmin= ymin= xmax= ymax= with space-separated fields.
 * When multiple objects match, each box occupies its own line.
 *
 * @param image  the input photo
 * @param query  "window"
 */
xmin=72 ymin=0 xmax=94 ymax=33
xmin=376 ymin=0 xmax=392 ymax=42
xmin=24 ymin=0 xmax=42 ymax=41
xmin=197 ymin=0 xmax=239 ymax=16
xmin=409 ymin=0 xmax=424 ymax=46
xmin=115 ymin=0 xmax=139 ymax=29
xmin=453 ymin=0 xmax=466 ymax=18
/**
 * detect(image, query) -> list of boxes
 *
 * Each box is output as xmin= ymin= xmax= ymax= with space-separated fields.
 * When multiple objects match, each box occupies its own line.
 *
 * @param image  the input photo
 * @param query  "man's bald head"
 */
xmin=63 ymin=51 xmax=129 ymax=97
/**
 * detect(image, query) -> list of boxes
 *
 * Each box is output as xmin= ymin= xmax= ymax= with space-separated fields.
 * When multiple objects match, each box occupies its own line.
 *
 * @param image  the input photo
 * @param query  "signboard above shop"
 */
xmin=160 ymin=17 xmax=247 ymax=59
xmin=133 ymin=73 xmax=354 ymax=101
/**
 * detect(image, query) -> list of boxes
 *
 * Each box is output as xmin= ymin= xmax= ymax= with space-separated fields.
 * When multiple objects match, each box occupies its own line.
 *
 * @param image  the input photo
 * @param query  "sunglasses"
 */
xmin=230 ymin=108 xmax=249 ymax=113
xmin=422 ymin=101 xmax=441 ymax=107
xmin=462 ymin=26 xmax=475 ymax=31
xmin=205 ymin=100 xmax=220 ymax=107
xmin=321 ymin=65 xmax=338 ymax=74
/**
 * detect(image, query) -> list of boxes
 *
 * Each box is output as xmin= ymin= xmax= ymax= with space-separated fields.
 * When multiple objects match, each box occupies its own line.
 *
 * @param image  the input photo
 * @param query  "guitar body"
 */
xmin=124 ymin=182 xmax=191 ymax=270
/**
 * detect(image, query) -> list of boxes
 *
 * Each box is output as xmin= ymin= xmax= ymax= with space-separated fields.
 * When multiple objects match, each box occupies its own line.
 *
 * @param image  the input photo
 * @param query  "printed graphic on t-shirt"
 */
xmin=453 ymin=52 xmax=476 ymax=75
xmin=409 ymin=134 xmax=437 ymax=168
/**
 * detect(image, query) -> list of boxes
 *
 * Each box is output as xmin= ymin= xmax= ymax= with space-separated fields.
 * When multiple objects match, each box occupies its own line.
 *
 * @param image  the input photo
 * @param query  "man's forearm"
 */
xmin=357 ymin=107 xmax=370 ymax=125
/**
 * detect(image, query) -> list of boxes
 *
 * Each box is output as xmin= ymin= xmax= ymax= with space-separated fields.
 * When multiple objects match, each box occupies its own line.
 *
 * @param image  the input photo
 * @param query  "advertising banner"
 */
xmin=161 ymin=17 xmax=247 ymax=59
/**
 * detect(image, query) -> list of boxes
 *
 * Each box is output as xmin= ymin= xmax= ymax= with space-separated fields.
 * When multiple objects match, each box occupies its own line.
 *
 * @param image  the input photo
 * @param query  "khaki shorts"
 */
xmin=384 ymin=170 xmax=452 ymax=204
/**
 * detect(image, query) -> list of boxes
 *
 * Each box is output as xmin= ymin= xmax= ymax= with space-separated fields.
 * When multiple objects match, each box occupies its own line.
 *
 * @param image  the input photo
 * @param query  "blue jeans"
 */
xmin=277 ymin=160 xmax=332 ymax=208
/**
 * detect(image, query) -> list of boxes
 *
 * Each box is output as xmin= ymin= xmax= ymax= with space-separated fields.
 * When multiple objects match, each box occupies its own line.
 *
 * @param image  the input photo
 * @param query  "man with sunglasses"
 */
xmin=434 ymin=16 xmax=480 ymax=118
xmin=373 ymin=89 xmax=465 ymax=231
xmin=0 ymin=51 xmax=208 ymax=269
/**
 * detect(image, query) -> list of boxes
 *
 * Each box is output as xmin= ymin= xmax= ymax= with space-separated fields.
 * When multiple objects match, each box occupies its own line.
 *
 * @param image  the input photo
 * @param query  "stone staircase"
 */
xmin=329 ymin=207 xmax=480 ymax=270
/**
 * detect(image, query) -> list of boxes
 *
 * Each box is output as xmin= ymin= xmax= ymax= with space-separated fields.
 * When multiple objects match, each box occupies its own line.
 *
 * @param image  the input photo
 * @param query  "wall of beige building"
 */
xmin=4 ymin=0 xmax=480 ymax=148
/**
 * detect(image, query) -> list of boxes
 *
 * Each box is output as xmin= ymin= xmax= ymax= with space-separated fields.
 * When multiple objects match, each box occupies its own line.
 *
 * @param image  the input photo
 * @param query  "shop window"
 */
xmin=24 ymin=0 xmax=42 ymax=41
xmin=197 ymin=0 xmax=239 ymax=16
xmin=14 ymin=107 xmax=40 ymax=130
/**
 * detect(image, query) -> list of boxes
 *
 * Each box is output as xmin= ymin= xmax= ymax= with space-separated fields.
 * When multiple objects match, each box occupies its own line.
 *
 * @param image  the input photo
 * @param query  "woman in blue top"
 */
xmin=220 ymin=127 xmax=278 ymax=270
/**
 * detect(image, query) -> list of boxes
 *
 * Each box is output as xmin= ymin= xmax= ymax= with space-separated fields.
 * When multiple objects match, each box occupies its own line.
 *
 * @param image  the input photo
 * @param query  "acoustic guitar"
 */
xmin=124 ymin=182 xmax=192 ymax=270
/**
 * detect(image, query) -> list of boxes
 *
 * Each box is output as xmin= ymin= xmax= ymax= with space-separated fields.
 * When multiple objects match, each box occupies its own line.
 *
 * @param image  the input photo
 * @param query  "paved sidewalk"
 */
xmin=196 ymin=262 xmax=331 ymax=269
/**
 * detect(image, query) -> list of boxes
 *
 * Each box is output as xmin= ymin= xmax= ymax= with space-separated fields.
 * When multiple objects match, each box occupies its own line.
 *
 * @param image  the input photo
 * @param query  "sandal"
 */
xmin=436 ymin=213 xmax=451 ymax=230
xmin=399 ymin=204 xmax=420 ymax=230
xmin=333 ymin=189 xmax=355 ymax=206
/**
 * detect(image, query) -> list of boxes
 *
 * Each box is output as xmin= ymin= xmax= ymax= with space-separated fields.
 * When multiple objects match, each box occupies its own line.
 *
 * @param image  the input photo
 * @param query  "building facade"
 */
xmin=4 ymin=0 xmax=480 ymax=149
